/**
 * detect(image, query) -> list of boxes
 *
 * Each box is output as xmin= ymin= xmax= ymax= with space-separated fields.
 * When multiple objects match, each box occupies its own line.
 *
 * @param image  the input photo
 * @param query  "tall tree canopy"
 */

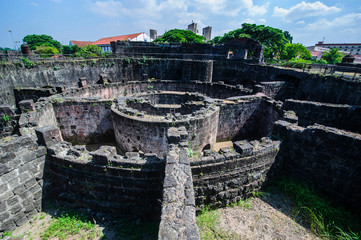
xmin=23 ymin=34 xmax=61 ymax=51
xmin=280 ymin=43 xmax=312 ymax=60
xmin=154 ymin=29 xmax=205 ymax=44
xmin=210 ymin=23 xmax=291 ymax=59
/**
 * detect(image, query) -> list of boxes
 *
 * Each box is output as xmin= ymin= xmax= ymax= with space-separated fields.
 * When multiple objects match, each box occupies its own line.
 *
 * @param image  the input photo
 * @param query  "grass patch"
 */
xmin=40 ymin=209 xmax=100 ymax=240
xmin=276 ymin=177 xmax=361 ymax=239
xmin=114 ymin=219 xmax=159 ymax=240
xmin=196 ymin=206 xmax=239 ymax=240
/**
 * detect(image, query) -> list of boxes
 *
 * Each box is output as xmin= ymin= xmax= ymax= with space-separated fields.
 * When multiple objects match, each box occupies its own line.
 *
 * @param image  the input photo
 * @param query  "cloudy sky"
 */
xmin=1 ymin=0 xmax=360 ymax=49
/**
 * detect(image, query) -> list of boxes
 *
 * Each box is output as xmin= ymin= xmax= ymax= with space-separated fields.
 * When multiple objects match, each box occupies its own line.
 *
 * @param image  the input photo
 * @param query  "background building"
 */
xmin=70 ymin=32 xmax=153 ymax=52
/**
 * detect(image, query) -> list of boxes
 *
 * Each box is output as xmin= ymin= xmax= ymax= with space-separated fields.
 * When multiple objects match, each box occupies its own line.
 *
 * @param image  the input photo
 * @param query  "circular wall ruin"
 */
xmin=111 ymin=92 xmax=219 ymax=157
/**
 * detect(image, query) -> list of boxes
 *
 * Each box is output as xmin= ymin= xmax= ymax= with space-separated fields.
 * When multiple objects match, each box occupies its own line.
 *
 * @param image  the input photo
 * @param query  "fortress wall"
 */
xmin=0 ymin=135 xmax=47 ymax=233
xmin=191 ymin=139 xmax=280 ymax=209
xmin=273 ymin=121 xmax=361 ymax=210
xmin=283 ymin=99 xmax=361 ymax=133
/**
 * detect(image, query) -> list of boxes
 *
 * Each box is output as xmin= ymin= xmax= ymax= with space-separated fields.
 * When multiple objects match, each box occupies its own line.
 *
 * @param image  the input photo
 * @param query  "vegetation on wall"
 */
xmin=34 ymin=46 xmax=60 ymax=57
xmin=154 ymin=29 xmax=206 ymax=44
xmin=73 ymin=45 xmax=103 ymax=57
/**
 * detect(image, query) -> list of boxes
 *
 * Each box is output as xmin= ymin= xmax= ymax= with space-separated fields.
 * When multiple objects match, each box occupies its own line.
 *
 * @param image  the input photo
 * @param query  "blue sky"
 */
xmin=1 ymin=0 xmax=360 ymax=49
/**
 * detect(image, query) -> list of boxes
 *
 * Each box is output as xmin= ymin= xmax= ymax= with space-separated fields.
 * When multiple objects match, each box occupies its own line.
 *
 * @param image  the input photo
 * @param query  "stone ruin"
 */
xmin=0 ymin=41 xmax=360 ymax=239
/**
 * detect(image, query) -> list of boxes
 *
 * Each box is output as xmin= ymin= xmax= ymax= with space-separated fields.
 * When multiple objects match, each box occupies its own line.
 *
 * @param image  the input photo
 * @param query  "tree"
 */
xmin=62 ymin=45 xmax=81 ymax=55
xmin=283 ymin=31 xmax=293 ymax=44
xmin=321 ymin=48 xmax=343 ymax=64
xmin=211 ymin=23 xmax=291 ymax=59
xmin=34 ymin=46 xmax=60 ymax=57
xmin=153 ymin=29 xmax=205 ymax=44
xmin=23 ymin=34 xmax=61 ymax=51
xmin=280 ymin=43 xmax=312 ymax=61
xmin=74 ymin=45 xmax=102 ymax=57
xmin=0 ymin=47 xmax=14 ymax=53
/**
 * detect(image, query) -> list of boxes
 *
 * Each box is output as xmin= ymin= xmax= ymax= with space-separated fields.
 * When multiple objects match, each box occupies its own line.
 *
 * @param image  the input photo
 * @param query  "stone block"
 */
xmin=167 ymin=128 xmax=180 ymax=144
xmin=35 ymin=125 xmax=63 ymax=148
xmin=0 ymin=219 xmax=16 ymax=232
xmin=14 ymin=211 xmax=27 ymax=227
xmin=19 ymin=100 xmax=35 ymax=113
xmin=10 ymin=204 xmax=22 ymax=215
xmin=233 ymin=140 xmax=253 ymax=157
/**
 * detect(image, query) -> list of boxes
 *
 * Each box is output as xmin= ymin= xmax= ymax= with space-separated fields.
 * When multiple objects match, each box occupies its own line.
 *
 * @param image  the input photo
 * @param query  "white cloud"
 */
xmin=273 ymin=1 xmax=341 ymax=20
xmin=247 ymin=3 xmax=269 ymax=17
xmin=30 ymin=2 xmax=38 ymax=7
xmin=296 ymin=20 xmax=305 ymax=24
xmin=51 ymin=0 xmax=62 ymax=3
xmin=306 ymin=13 xmax=361 ymax=30
xmin=193 ymin=0 xmax=253 ymax=16
xmin=89 ymin=0 xmax=125 ymax=17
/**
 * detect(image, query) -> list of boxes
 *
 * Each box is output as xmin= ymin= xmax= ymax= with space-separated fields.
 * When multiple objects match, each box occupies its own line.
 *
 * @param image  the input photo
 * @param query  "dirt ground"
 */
xmin=218 ymin=193 xmax=319 ymax=240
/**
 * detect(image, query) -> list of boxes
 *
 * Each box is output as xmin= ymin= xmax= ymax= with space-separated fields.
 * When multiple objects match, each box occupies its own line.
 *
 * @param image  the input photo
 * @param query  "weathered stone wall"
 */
xmin=0 ymin=59 xmax=217 ymax=106
xmin=158 ymin=128 xmax=199 ymax=240
xmin=2 ymin=59 xmax=361 ymax=108
xmin=52 ymin=98 xmax=114 ymax=145
xmin=283 ymin=99 xmax=361 ymax=133
xmin=62 ymin=81 xmax=250 ymax=100
xmin=191 ymin=138 xmax=280 ymax=209
xmin=0 ymin=135 xmax=46 ymax=233
xmin=111 ymin=96 xmax=220 ymax=157
xmin=272 ymin=121 xmax=361 ymax=211
xmin=217 ymin=95 xmax=281 ymax=141
xmin=47 ymin=142 xmax=165 ymax=219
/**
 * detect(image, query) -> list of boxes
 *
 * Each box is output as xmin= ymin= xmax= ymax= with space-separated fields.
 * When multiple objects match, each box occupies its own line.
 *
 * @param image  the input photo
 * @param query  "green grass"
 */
xmin=275 ymin=177 xmax=361 ymax=240
xmin=114 ymin=219 xmax=159 ymax=240
xmin=196 ymin=206 xmax=239 ymax=240
xmin=40 ymin=209 xmax=99 ymax=240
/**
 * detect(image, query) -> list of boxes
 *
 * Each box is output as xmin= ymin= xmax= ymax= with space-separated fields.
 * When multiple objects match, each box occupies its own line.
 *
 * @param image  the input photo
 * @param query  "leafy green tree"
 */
xmin=280 ymin=43 xmax=312 ymax=60
xmin=283 ymin=31 xmax=293 ymax=44
xmin=62 ymin=45 xmax=81 ymax=55
xmin=212 ymin=23 xmax=290 ymax=59
xmin=34 ymin=46 xmax=59 ymax=57
xmin=321 ymin=48 xmax=343 ymax=64
xmin=74 ymin=45 xmax=102 ymax=57
xmin=154 ymin=29 xmax=205 ymax=43
xmin=209 ymin=36 xmax=222 ymax=44
xmin=23 ymin=34 xmax=61 ymax=51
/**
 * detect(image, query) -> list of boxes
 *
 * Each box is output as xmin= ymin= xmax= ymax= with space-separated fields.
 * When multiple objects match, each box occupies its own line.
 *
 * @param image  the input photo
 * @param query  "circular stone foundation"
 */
xmin=111 ymin=92 xmax=220 ymax=157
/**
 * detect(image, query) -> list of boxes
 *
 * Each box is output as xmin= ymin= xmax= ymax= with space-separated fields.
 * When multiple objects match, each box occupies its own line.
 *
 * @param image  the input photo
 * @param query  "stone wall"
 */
xmin=158 ymin=128 xmax=200 ymax=240
xmin=2 ymin=59 xmax=361 ymax=108
xmin=111 ymin=94 xmax=220 ymax=157
xmin=191 ymin=138 xmax=280 ymax=209
xmin=283 ymin=99 xmax=361 ymax=133
xmin=47 ymin=142 xmax=165 ymax=219
xmin=0 ymin=135 xmax=46 ymax=233
xmin=52 ymin=98 xmax=114 ymax=144
xmin=216 ymin=94 xmax=281 ymax=141
xmin=272 ymin=121 xmax=361 ymax=211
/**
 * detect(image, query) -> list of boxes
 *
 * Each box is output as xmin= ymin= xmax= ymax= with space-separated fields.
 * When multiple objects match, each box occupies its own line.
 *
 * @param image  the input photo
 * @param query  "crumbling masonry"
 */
xmin=0 ymin=41 xmax=360 ymax=239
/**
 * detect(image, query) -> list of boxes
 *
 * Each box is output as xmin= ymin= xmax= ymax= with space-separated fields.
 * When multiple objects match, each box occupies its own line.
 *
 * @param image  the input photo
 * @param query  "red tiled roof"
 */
xmin=70 ymin=40 xmax=94 ymax=47
xmin=93 ymin=33 xmax=143 ymax=45
xmin=310 ymin=51 xmax=322 ymax=57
